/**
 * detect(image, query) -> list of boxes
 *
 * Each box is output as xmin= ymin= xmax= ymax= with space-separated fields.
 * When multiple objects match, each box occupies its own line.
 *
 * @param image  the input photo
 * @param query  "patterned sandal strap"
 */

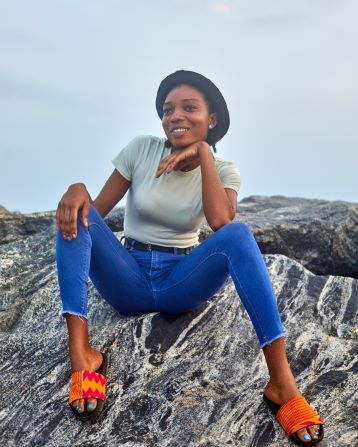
xmin=68 ymin=370 xmax=106 ymax=404
xmin=276 ymin=395 xmax=325 ymax=436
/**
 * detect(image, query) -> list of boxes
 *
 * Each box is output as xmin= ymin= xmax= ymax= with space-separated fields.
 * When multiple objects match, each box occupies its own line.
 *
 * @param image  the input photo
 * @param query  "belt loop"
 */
xmin=130 ymin=239 xmax=135 ymax=251
xmin=173 ymin=247 xmax=178 ymax=254
xmin=147 ymin=243 xmax=152 ymax=252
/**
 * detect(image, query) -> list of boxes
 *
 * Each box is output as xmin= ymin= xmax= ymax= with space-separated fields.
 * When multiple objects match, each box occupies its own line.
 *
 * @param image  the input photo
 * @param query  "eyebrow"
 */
xmin=163 ymin=98 xmax=200 ymax=106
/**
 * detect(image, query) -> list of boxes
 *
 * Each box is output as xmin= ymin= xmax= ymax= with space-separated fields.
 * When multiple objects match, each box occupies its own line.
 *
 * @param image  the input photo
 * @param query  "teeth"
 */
xmin=173 ymin=128 xmax=189 ymax=133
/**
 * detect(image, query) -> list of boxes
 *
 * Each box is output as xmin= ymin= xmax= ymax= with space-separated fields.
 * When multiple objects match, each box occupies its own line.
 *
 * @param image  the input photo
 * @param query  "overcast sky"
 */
xmin=1 ymin=0 xmax=357 ymax=213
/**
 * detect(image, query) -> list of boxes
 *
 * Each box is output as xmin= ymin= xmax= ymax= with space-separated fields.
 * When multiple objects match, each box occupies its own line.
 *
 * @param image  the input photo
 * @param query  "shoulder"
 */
xmin=125 ymin=135 xmax=165 ymax=153
xmin=214 ymin=156 xmax=240 ymax=172
xmin=131 ymin=134 xmax=165 ymax=146
xmin=214 ymin=155 xmax=241 ymax=192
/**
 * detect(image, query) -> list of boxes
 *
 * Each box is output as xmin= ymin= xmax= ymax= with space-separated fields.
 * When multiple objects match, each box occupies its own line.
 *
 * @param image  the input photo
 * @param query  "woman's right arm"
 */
xmin=56 ymin=169 xmax=130 ymax=240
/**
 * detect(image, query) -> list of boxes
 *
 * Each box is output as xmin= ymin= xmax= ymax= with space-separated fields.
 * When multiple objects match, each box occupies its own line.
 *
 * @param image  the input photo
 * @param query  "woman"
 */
xmin=56 ymin=70 xmax=325 ymax=445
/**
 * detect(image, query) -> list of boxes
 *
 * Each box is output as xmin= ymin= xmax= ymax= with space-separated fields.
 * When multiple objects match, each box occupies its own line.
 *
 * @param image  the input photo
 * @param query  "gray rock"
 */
xmin=0 ymin=210 xmax=56 ymax=245
xmin=0 ymin=197 xmax=357 ymax=446
xmin=0 ymin=204 xmax=10 ymax=215
xmin=2 ymin=196 xmax=357 ymax=278
xmin=201 ymin=195 xmax=358 ymax=279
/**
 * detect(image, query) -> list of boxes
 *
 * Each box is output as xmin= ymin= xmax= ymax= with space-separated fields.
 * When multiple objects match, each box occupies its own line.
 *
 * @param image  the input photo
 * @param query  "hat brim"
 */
xmin=156 ymin=70 xmax=230 ymax=143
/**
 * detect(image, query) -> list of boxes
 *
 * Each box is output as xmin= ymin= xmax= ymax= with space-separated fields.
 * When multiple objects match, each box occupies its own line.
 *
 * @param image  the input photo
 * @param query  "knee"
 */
xmin=77 ymin=203 xmax=98 ymax=224
xmin=213 ymin=222 xmax=254 ymax=248
xmin=217 ymin=222 xmax=252 ymax=239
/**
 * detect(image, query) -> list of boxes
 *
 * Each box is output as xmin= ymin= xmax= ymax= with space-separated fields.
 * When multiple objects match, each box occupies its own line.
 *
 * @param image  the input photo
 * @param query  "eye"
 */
xmin=163 ymin=108 xmax=172 ymax=116
xmin=185 ymin=105 xmax=196 ymax=111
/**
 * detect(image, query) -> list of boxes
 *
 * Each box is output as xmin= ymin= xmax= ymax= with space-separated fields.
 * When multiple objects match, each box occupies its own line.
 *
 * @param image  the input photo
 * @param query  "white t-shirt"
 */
xmin=111 ymin=135 xmax=241 ymax=248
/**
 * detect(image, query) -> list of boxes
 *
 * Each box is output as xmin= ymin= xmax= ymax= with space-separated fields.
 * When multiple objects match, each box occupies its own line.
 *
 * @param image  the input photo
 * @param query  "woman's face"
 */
xmin=161 ymin=84 xmax=217 ymax=149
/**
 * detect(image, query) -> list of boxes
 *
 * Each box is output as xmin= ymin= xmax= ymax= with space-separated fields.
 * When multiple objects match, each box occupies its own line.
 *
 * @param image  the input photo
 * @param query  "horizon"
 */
xmin=1 ymin=1 xmax=357 ymax=213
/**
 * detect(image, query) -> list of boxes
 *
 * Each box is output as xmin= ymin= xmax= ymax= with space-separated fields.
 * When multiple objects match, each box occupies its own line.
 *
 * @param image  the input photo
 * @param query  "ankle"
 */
xmin=69 ymin=343 xmax=91 ymax=356
xmin=69 ymin=345 xmax=94 ymax=364
xmin=264 ymin=379 xmax=301 ymax=405
xmin=69 ymin=348 xmax=102 ymax=371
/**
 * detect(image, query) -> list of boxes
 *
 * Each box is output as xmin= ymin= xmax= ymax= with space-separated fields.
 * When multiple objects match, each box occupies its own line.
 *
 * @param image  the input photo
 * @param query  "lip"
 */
xmin=170 ymin=127 xmax=191 ymax=134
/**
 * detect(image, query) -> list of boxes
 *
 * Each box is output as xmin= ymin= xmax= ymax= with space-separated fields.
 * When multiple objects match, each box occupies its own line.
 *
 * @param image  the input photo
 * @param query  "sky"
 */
xmin=0 ymin=0 xmax=357 ymax=213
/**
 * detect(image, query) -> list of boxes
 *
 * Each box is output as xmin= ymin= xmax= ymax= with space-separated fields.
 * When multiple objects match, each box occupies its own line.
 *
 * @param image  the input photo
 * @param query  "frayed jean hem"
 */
xmin=62 ymin=310 xmax=88 ymax=320
xmin=260 ymin=330 xmax=287 ymax=349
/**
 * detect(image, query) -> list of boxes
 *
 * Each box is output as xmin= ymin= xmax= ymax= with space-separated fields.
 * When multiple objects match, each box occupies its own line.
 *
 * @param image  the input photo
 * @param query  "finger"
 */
xmin=69 ymin=206 xmax=78 ymax=238
xmin=173 ymin=160 xmax=187 ymax=171
xmin=158 ymin=156 xmax=173 ymax=170
xmin=81 ymin=201 xmax=90 ymax=229
xmin=58 ymin=203 xmax=67 ymax=233
xmin=63 ymin=207 xmax=72 ymax=238
xmin=56 ymin=203 xmax=61 ymax=231
xmin=156 ymin=152 xmax=184 ymax=177
xmin=156 ymin=159 xmax=172 ymax=177
xmin=165 ymin=161 xmax=174 ymax=173
xmin=165 ymin=154 xmax=182 ymax=171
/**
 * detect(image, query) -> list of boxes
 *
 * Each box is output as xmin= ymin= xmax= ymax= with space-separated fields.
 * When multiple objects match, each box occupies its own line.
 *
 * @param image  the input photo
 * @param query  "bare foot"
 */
xmin=264 ymin=379 xmax=322 ymax=443
xmin=69 ymin=347 xmax=103 ymax=414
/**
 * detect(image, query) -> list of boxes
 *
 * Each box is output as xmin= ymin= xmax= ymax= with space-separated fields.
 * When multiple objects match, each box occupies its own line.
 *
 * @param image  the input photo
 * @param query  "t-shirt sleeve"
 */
xmin=216 ymin=159 xmax=241 ymax=193
xmin=111 ymin=135 xmax=145 ymax=181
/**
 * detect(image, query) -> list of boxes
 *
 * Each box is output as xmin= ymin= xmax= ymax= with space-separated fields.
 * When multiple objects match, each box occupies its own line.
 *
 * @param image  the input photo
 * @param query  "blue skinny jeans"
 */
xmin=56 ymin=205 xmax=286 ymax=348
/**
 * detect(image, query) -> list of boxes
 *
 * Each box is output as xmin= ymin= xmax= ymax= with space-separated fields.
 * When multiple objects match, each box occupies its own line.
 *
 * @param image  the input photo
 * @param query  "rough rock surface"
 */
xmin=0 ymin=210 xmax=55 ymax=245
xmin=2 ymin=196 xmax=357 ymax=278
xmin=201 ymin=195 xmax=358 ymax=279
xmin=107 ymin=195 xmax=358 ymax=278
xmin=0 ymin=197 xmax=357 ymax=447
xmin=0 ymin=204 xmax=10 ymax=215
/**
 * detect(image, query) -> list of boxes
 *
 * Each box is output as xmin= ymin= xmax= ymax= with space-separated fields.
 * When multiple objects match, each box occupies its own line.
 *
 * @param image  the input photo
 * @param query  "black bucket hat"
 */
xmin=155 ymin=70 xmax=230 ymax=144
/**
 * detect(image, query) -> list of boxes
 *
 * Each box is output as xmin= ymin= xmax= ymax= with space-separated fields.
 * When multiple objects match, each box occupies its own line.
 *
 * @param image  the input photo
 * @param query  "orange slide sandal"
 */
xmin=263 ymin=394 xmax=325 ymax=446
xmin=68 ymin=350 xmax=110 ymax=422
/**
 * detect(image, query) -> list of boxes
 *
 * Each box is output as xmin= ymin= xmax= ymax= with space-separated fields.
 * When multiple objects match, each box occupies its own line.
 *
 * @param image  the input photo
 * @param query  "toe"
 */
xmin=296 ymin=427 xmax=312 ymax=442
xmin=308 ymin=424 xmax=321 ymax=440
xmin=72 ymin=398 xmax=85 ymax=414
xmin=85 ymin=398 xmax=97 ymax=412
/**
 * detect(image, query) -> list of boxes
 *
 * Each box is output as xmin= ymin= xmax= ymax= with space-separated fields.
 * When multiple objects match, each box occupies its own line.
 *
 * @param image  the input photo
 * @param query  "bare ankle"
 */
xmin=69 ymin=347 xmax=102 ymax=371
xmin=264 ymin=380 xmax=301 ymax=404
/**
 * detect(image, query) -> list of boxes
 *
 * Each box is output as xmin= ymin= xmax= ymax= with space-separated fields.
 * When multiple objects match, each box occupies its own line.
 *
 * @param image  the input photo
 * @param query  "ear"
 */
xmin=209 ymin=112 xmax=218 ymax=129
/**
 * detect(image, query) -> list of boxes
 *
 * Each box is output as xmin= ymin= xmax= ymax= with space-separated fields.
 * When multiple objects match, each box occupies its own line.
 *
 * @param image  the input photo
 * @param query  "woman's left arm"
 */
xmin=198 ymin=141 xmax=237 ymax=231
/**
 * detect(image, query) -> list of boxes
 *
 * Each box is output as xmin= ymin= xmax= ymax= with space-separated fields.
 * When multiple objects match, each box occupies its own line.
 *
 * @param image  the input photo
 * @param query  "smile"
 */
xmin=171 ymin=127 xmax=190 ymax=134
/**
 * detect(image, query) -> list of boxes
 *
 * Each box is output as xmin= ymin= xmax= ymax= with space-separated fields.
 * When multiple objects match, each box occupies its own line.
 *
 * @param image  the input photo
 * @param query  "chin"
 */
xmin=169 ymin=137 xmax=203 ymax=150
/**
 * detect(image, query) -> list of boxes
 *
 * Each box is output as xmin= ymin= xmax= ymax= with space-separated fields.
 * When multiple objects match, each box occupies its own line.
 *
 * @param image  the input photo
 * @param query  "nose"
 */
xmin=170 ymin=108 xmax=184 ymax=122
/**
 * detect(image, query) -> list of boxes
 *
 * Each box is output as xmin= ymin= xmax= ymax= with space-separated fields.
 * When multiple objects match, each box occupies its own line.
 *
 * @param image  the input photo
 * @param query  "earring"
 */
xmin=209 ymin=124 xmax=213 ymax=129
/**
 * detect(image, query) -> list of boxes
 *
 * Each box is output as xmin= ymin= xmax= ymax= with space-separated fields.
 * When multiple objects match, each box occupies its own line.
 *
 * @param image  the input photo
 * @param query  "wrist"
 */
xmin=69 ymin=182 xmax=86 ymax=190
xmin=197 ymin=141 xmax=211 ymax=154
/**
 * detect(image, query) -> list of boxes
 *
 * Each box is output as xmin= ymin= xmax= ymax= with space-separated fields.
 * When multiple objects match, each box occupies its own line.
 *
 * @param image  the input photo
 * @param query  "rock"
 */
xmin=0 ymin=204 xmax=10 ymax=215
xmin=0 ymin=197 xmax=357 ymax=446
xmin=201 ymin=195 xmax=358 ymax=279
xmin=0 ymin=210 xmax=56 ymax=245
xmin=1 ymin=196 xmax=357 ymax=278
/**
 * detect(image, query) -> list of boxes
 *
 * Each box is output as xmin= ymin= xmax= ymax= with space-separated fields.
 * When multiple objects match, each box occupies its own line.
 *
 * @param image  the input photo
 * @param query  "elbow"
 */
xmin=209 ymin=214 xmax=234 ymax=232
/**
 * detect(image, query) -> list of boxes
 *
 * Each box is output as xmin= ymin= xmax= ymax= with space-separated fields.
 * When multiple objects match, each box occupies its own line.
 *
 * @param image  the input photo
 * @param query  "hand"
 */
xmin=56 ymin=183 xmax=92 ymax=241
xmin=156 ymin=141 xmax=207 ymax=178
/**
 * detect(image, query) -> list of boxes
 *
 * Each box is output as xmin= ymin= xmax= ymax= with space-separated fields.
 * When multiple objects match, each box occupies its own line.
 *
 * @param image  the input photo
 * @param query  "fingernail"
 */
xmin=72 ymin=234 xmax=76 ymax=238
xmin=87 ymin=403 xmax=94 ymax=409
xmin=303 ymin=434 xmax=311 ymax=441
